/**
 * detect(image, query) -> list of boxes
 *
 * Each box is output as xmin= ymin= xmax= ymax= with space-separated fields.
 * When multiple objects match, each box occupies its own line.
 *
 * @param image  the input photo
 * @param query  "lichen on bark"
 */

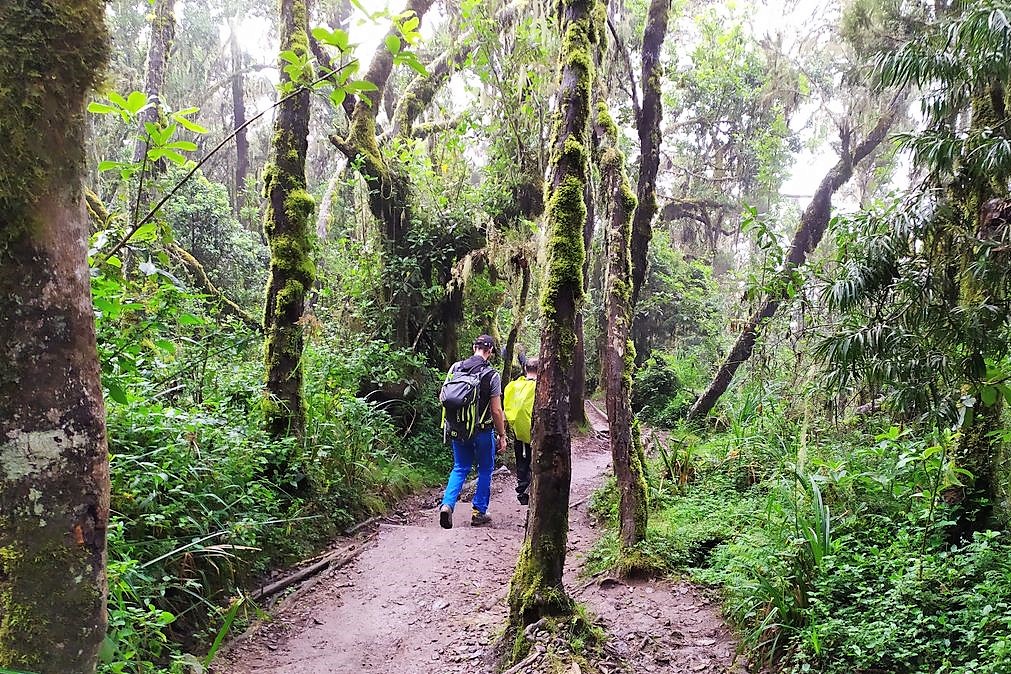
xmin=1 ymin=4 xmax=111 ymax=670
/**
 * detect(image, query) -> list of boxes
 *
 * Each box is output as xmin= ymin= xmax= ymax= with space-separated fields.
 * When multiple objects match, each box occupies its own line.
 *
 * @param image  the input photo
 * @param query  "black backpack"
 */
xmin=440 ymin=358 xmax=492 ymax=442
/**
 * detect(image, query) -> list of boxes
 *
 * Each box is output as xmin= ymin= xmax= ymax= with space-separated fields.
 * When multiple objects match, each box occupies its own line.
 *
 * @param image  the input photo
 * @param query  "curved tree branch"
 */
xmin=167 ymin=244 xmax=262 ymax=332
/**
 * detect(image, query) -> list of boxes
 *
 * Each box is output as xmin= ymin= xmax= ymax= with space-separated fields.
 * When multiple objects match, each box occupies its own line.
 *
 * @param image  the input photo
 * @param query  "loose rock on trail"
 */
xmin=214 ymin=404 xmax=745 ymax=673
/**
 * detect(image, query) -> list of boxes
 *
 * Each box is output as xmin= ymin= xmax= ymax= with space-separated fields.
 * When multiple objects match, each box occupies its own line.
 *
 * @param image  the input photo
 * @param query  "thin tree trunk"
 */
xmin=230 ymin=17 xmax=249 ymax=216
xmin=688 ymin=109 xmax=898 ymax=421
xmin=0 ymin=2 xmax=109 ymax=670
xmin=599 ymin=104 xmax=649 ymax=561
xmin=503 ymin=253 xmax=532 ymax=380
xmin=507 ymin=0 xmax=600 ymax=632
xmin=263 ymin=0 xmax=314 ymax=438
xmin=569 ymin=179 xmax=595 ymax=424
xmin=134 ymin=0 xmax=176 ymax=164
xmin=629 ymin=0 xmax=671 ymax=308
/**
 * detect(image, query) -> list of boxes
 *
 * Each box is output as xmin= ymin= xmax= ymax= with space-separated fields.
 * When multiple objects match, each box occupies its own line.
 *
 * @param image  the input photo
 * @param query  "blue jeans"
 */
xmin=441 ymin=429 xmax=495 ymax=514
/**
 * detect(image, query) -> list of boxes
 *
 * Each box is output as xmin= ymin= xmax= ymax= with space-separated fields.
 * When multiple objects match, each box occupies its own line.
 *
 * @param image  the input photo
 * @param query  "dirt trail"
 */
xmin=215 ymin=405 xmax=745 ymax=673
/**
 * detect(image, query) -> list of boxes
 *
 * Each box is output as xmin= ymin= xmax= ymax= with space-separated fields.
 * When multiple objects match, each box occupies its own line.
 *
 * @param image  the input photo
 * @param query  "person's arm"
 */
xmin=490 ymin=396 xmax=507 ymax=453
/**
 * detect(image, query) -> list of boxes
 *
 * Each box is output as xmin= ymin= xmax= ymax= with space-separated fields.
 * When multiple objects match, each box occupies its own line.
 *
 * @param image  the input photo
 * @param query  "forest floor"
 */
xmin=214 ymin=404 xmax=746 ymax=674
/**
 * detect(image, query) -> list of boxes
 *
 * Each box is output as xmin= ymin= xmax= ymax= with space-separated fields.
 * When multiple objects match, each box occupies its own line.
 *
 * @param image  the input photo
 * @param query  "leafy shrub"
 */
xmin=632 ymin=353 xmax=705 ymax=426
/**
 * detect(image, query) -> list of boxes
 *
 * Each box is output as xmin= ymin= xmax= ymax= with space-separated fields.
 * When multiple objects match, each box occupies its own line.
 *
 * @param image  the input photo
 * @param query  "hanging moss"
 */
xmin=0 ymin=1 xmax=108 ymax=237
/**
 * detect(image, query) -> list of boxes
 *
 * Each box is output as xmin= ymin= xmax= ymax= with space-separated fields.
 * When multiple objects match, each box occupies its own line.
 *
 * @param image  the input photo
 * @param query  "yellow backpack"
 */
xmin=504 ymin=377 xmax=536 ymax=443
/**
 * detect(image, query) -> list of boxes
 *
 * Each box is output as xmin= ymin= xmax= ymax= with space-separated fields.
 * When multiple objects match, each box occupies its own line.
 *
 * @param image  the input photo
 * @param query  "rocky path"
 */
xmin=214 ymin=405 xmax=745 ymax=673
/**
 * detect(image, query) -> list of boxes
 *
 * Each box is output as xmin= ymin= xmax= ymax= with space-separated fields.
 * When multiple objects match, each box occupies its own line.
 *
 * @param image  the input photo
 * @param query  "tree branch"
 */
xmin=168 ymin=244 xmax=262 ymax=331
xmin=607 ymin=16 xmax=641 ymax=124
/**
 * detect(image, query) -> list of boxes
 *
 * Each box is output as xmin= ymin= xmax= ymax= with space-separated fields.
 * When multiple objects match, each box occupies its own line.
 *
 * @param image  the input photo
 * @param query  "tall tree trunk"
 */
xmin=0 ymin=2 xmax=109 ymax=671
xmin=507 ymin=0 xmax=600 ymax=632
xmin=569 ymin=179 xmax=596 ymax=424
xmin=599 ymin=103 xmax=649 ymax=561
xmin=230 ymin=17 xmax=249 ymax=216
xmin=688 ymin=109 xmax=898 ymax=421
xmin=134 ymin=0 xmax=176 ymax=164
xmin=263 ymin=0 xmax=315 ymax=438
xmin=629 ymin=0 xmax=671 ymax=308
xmin=950 ymin=89 xmax=1009 ymax=534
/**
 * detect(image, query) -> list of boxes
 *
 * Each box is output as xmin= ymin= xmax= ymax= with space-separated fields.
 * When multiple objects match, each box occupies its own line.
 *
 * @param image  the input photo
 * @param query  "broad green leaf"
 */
xmin=132 ymin=222 xmax=159 ymax=242
xmin=165 ymin=140 xmax=198 ymax=152
xmin=402 ymin=16 xmax=420 ymax=33
xmin=330 ymin=89 xmax=347 ymax=108
xmin=172 ymin=113 xmax=208 ymax=134
xmin=279 ymin=50 xmax=301 ymax=65
xmin=385 ymin=35 xmax=402 ymax=55
xmin=346 ymin=80 xmax=379 ymax=93
xmin=148 ymin=147 xmax=187 ymax=166
xmin=980 ymin=386 xmax=998 ymax=406
xmin=154 ymin=339 xmax=176 ymax=354
xmin=178 ymin=313 xmax=204 ymax=326
xmin=406 ymin=56 xmax=428 ymax=76
xmin=98 ymin=160 xmax=124 ymax=172
xmin=88 ymin=102 xmax=117 ymax=115
xmin=106 ymin=381 xmax=129 ymax=404
xmin=125 ymin=90 xmax=148 ymax=115
xmin=107 ymin=91 xmax=128 ymax=108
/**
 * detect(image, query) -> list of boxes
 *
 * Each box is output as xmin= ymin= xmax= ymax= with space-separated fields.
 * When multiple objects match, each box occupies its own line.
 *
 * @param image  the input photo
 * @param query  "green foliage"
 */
xmin=158 ymin=166 xmax=267 ymax=306
xmin=89 ymin=90 xmax=207 ymax=179
xmin=633 ymin=232 xmax=722 ymax=361
xmin=594 ymin=386 xmax=1011 ymax=672
xmin=632 ymin=353 xmax=707 ymax=426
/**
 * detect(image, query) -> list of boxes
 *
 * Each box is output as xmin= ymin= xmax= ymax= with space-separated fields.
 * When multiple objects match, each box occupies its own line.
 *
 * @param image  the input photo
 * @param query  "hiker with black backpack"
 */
xmin=438 ymin=335 xmax=507 ymax=528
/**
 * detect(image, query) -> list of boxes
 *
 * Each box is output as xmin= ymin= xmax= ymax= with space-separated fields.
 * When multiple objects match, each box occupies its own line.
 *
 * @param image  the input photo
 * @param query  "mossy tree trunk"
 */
xmin=263 ymin=0 xmax=315 ymax=438
xmin=134 ymin=0 xmax=176 ymax=164
xmin=629 ymin=0 xmax=671 ymax=309
xmin=0 ymin=2 xmax=109 ymax=671
xmin=949 ymin=87 xmax=1009 ymax=534
xmin=688 ymin=108 xmax=898 ymax=421
xmin=598 ymin=103 xmax=649 ymax=561
xmin=507 ymin=0 xmax=602 ymax=631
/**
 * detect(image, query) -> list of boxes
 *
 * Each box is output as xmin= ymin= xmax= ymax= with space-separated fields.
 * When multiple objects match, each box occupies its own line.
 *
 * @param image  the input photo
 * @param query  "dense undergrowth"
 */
xmin=95 ymin=274 xmax=447 ymax=672
xmin=590 ymin=375 xmax=1011 ymax=674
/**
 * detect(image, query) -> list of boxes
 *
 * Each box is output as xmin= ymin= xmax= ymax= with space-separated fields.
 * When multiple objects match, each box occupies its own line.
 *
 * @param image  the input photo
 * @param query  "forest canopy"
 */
xmin=1 ymin=0 xmax=1010 ymax=673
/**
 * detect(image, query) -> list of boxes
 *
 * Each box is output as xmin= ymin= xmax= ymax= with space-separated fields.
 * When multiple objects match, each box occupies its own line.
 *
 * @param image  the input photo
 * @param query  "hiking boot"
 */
xmin=471 ymin=510 xmax=492 ymax=527
xmin=517 ymin=492 xmax=529 ymax=506
xmin=439 ymin=505 xmax=453 ymax=529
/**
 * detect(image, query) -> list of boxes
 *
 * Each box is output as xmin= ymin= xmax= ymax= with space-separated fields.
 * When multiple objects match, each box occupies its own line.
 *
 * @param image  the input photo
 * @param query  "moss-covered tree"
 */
xmin=598 ymin=102 xmax=649 ymax=565
xmin=630 ymin=0 xmax=671 ymax=308
xmin=262 ymin=0 xmax=315 ymax=437
xmin=0 ymin=1 xmax=110 ymax=671
xmin=507 ymin=0 xmax=602 ymax=631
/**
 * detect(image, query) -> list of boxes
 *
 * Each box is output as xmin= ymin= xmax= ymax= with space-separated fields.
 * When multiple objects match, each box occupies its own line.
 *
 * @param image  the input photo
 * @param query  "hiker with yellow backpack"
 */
xmin=504 ymin=357 xmax=538 ymax=505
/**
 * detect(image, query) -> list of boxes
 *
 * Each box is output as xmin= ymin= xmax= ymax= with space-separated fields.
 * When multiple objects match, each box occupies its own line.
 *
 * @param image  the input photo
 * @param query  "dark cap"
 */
xmin=473 ymin=334 xmax=496 ymax=351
